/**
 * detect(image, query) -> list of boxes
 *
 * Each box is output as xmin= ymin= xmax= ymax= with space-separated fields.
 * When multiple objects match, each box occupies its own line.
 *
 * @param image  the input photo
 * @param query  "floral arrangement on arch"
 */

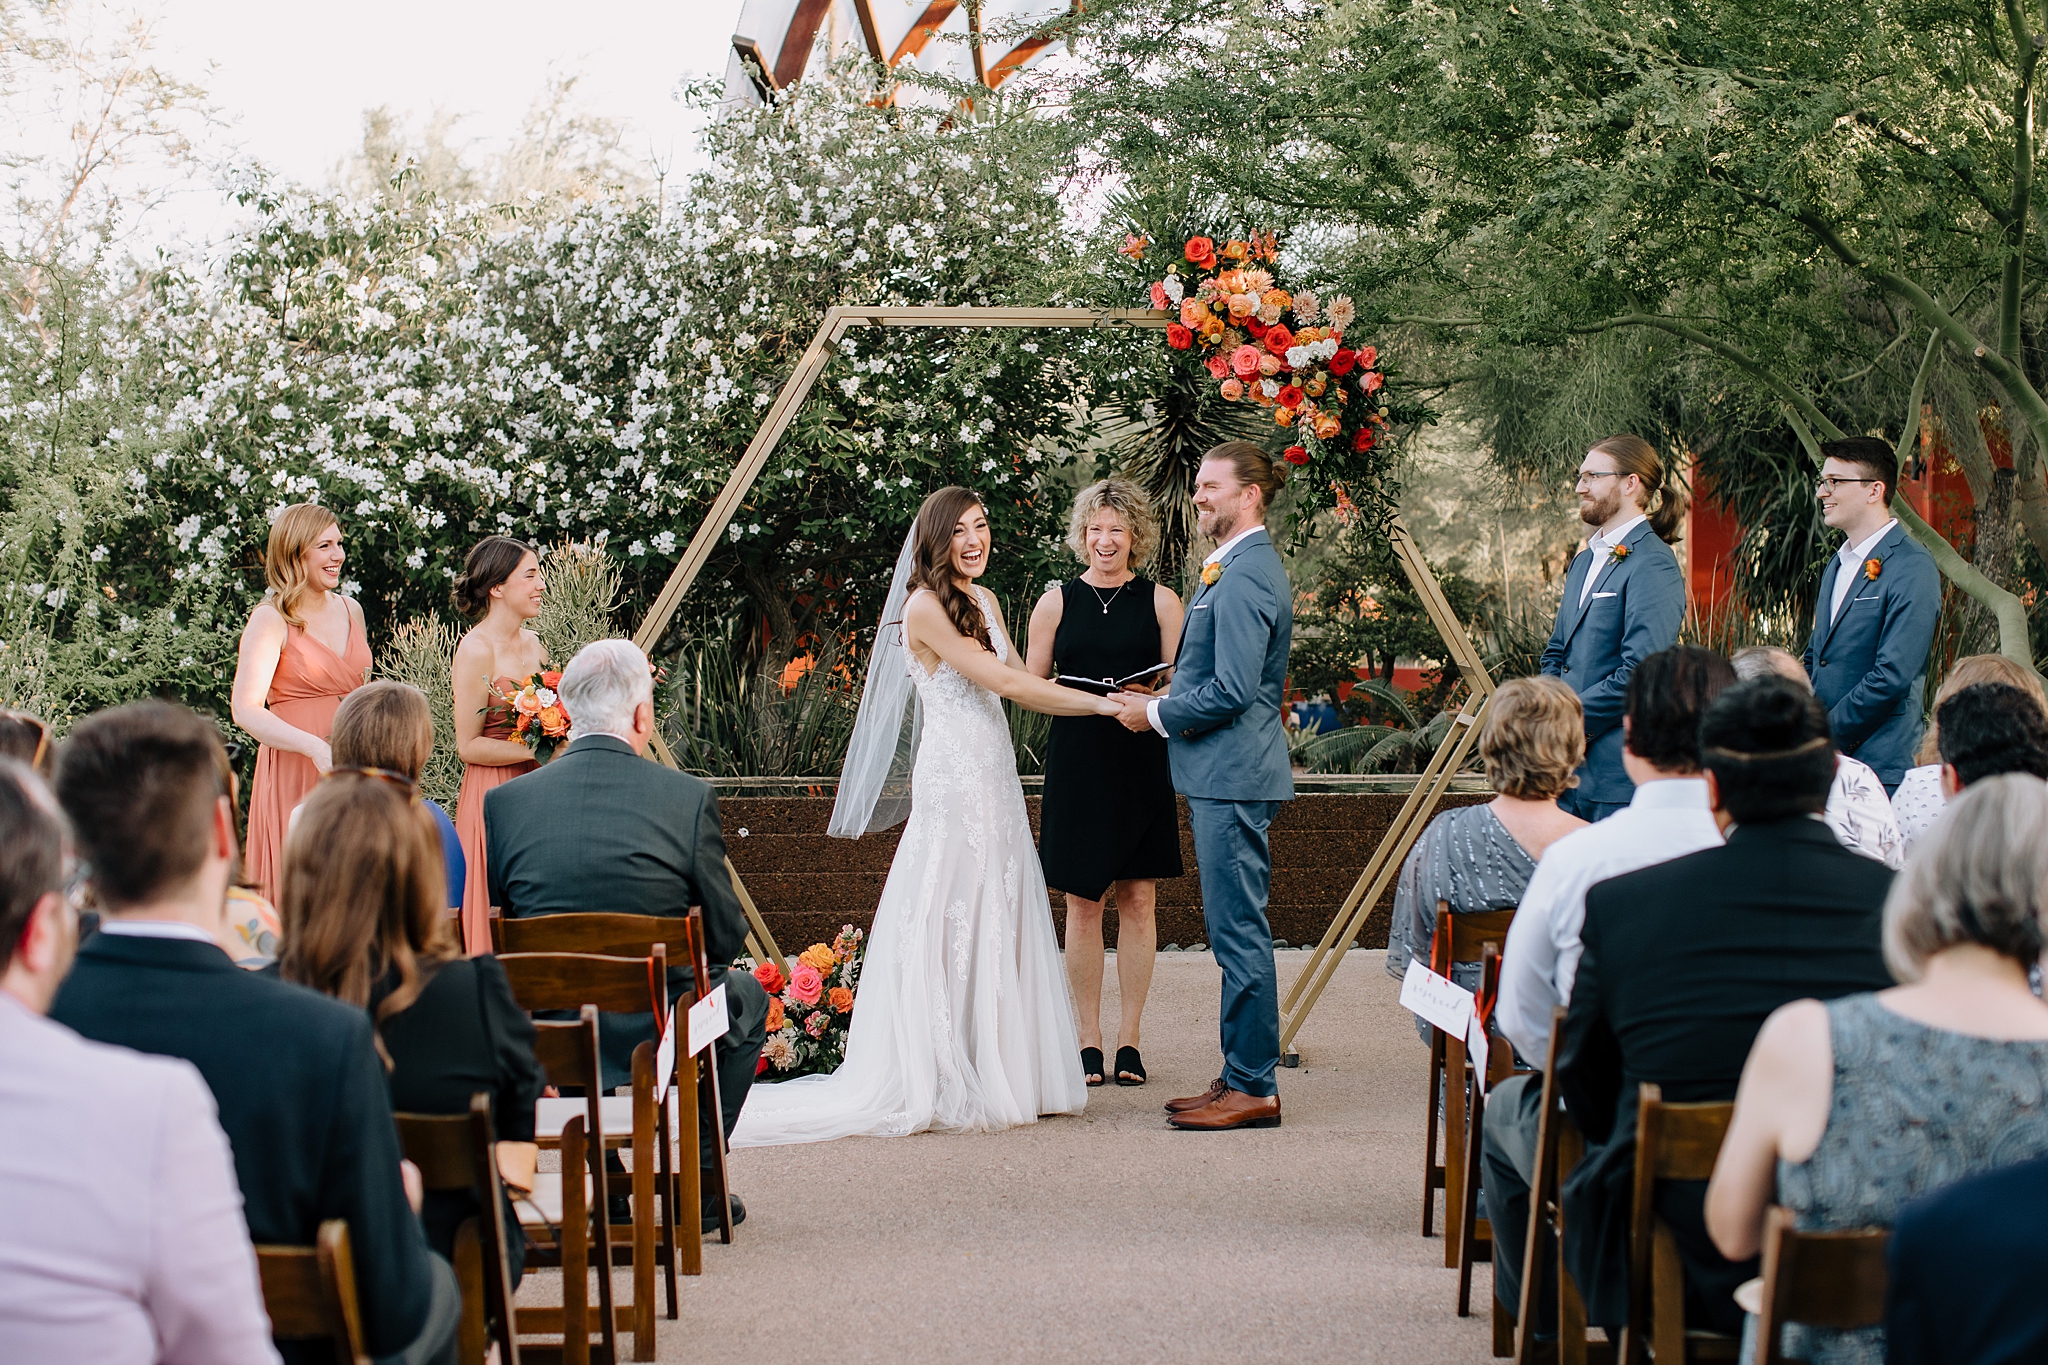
xmin=1126 ymin=230 xmax=1396 ymax=519
xmin=742 ymin=925 xmax=866 ymax=1080
xmin=491 ymin=670 xmax=572 ymax=763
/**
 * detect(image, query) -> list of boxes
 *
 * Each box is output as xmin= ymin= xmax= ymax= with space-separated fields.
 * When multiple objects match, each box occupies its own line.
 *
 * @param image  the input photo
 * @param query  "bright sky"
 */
xmin=149 ymin=0 xmax=747 ymax=191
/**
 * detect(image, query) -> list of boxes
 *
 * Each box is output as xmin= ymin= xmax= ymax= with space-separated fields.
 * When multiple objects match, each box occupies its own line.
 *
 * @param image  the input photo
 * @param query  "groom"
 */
xmin=1114 ymin=442 xmax=1295 ymax=1131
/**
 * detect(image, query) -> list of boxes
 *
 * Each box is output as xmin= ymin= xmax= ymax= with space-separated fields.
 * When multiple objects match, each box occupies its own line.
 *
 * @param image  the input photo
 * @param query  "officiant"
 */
xmin=1026 ymin=478 xmax=1185 ymax=1089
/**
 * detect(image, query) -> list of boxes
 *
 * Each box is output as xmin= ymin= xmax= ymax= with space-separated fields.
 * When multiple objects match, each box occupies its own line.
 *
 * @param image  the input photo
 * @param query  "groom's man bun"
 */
xmin=1205 ymin=441 xmax=1285 ymax=508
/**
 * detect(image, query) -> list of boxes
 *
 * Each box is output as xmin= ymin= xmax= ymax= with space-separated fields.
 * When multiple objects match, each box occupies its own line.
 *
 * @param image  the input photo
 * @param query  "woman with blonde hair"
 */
xmin=1026 ymin=477 xmax=1186 ymax=1086
xmin=277 ymin=771 xmax=544 ymax=1284
xmin=230 ymin=502 xmax=370 ymax=900
xmin=1891 ymin=653 xmax=2048 ymax=852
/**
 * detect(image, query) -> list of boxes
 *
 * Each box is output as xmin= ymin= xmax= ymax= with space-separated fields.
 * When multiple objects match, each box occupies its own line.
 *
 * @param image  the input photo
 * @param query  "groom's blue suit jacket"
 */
xmin=1157 ymin=526 xmax=1294 ymax=803
xmin=1801 ymin=523 xmax=1940 ymax=785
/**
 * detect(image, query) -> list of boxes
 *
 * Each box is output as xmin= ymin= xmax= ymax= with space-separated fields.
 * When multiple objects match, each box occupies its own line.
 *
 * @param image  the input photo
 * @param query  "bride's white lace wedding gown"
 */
xmin=730 ymin=587 xmax=1087 ymax=1146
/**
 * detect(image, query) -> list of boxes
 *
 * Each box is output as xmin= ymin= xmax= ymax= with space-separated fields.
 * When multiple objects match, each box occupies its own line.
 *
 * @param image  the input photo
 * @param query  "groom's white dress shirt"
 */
xmin=1494 ymin=778 xmax=1723 ymax=1063
xmin=1578 ymin=513 xmax=1647 ymax=607
xmin=0 ymin=991 xmax=279 ymax=1364
xmin=1146 ymin=524 xmax=1266 ymax=737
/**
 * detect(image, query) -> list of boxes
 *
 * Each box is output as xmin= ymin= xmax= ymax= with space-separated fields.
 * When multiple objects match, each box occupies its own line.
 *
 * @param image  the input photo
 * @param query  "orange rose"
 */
xmin=1179 ymin=297 xmax=1207 ymax=329
xmin=1222 ymin=239 xmax=1251 ymax=262
xmin=765 ymin=998 xmax=785 ymax=1032
xmin=540 ymin=670 xmax=562 ymax=687
xmin=1313 ymin=412 xmax=1342 ymax=439
xmin=1217 ymin=268 xmax=1250 ymax=295
xmin=1183 ymin=237 xmax=1216 ymax=267
xmin=1275 ymin=406 xmax=1296 ymax=427
xmin=538 ymin=705 xmax=569 ymax=737
xmin=829 ymin=986 xmax=854 ymax=1014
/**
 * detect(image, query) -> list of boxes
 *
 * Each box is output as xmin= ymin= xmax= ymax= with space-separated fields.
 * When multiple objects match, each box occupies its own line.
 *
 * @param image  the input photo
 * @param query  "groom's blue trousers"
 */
xmin=1187 ymin=796 xmax=1282 ymax=1098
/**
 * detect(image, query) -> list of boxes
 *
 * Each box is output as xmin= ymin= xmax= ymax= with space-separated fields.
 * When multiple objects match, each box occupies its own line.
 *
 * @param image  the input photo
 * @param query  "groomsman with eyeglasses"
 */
xmin=1802 ymin=436 xmax=1942 ymax=796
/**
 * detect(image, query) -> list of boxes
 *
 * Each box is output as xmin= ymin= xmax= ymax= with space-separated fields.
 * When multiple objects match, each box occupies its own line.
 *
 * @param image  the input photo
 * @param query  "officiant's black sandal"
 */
xmin=1081 ymin=1047 xmax=1106 ymax=1087
xmin=1114 ymin=1046 xmax=1147 ymax=1086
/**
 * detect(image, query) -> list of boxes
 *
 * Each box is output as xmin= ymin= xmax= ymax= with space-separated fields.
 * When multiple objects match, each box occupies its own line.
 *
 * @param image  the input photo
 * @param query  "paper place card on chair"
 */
xmin=656 ymin=1006 xmax=677 ymax=1102
xmin=688 ymin=982 xmax=729 ymax=1057
xmin=1400 ymin=959 xmax=1475 ymax=1037
xmin=1467 ymin=1008 xmax=1491 ymax=1095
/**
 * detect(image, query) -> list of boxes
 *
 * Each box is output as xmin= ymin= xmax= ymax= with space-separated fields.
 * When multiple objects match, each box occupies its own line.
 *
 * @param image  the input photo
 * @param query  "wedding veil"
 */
xmin=829 ymin=527 xmax=921 ymax=838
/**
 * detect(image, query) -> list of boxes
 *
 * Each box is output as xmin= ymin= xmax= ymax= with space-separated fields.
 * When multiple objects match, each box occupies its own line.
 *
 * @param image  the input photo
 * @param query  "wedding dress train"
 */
xmin=729 ymin=587 xmax=1087 ymax=1146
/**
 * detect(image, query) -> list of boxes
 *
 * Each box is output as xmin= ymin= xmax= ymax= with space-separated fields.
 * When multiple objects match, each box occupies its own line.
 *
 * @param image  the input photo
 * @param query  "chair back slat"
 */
xmin=257 ymin=1220 xmax=368 ymax=1364
xmin=394 ymin=1095 xmax=523 ymax=1365
xmin=1433 ymin=903 xmax=1516 ymax=972
xmin=497 ymin=947 xmax=666 ymax=1018
xmin=1626 ymin=1084 xmax=1738 ymax=1361
xmin=496 ymin=912 xmax=695 ymax=960
xmin=1756 ymin=1205 xmax=1889 ymax=1361
xmin=393 ymin=1112 xmax=477 ymax=1190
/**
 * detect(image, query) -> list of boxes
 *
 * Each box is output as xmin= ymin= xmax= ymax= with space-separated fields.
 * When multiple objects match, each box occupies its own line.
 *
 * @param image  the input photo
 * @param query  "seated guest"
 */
xmin=1884 ymin=1153 xmax=2048 ymax=1365
xmin=0 ymin=706 xmax=51 ymax=774
xmin=1892 ymin=654 xmax=2046 ymax=852
xmin=1708 ymin=775 xmax=2048 ymax=1365
xmin=487 ymin=638 xmax=767 ymax=1232
xmin=1932 ymin=682 xmax=2048 ymax=801
xmin=1552 ymin=677 xmax=1896 ymax=1335
xmin=278 ymin=770 xmax=543 ymax=1283
xmin=211 ymin=742 xmax=283 ymax=969
xmin=1386 ymin=675 xmax=1587 ymax=1022
xmin=1487 ymin=645 xmax=1735 ymax=1322
xmin=328 ymin=681 xmax=467 ymax=914
xmin=0 ymin=761 xmax=278 ymax=1365
xmin=1731 ymin=646 xmax=1903 ymax=867
xmin=49 ymin=702 xmax=459 ymax=1365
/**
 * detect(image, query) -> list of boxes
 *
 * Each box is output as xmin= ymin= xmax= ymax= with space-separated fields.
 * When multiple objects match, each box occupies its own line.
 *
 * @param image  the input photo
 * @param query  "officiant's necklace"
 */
xmin=1083 ymin=576 xmax=1130 ymax=614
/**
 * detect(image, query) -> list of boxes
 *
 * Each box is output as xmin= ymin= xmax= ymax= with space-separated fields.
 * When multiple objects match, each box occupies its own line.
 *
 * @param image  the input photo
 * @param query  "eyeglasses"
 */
xmin=1815 ymin=477 xmax=1879 ymax=493
xmin=1574 ymin=470 xmax=1627 ymax=486
xmin=329 ymin=765 xmax=421 ymax=801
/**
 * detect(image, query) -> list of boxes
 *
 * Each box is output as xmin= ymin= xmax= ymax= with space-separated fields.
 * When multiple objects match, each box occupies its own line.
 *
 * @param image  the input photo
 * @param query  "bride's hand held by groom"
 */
xmin=1111 ymin=689 xmax=1159 ymax=733
xmin=903 ymin=589 xmax=1123 ymax=718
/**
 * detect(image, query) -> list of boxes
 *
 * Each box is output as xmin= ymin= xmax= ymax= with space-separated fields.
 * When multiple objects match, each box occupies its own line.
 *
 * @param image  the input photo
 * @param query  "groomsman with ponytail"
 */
xmin=1540 ymin=436 xmax=1689 ymax=821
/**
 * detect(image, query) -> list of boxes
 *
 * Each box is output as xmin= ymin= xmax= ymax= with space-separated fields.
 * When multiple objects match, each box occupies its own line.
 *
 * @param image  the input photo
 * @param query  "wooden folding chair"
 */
xmin=1738 ymin=1206 xmax=1889 ymax=1365
xmin=1459 ymin=942 xmax=1536 ymax=1347
xmin=394 ymin=1094 xmax=522 ymax=1365
xmin=1423 ymin=902 xmax=1516 ymax=1269
xmin=1510 ymin=1006 xmax=1614 ymax=1365
xmin=1622 ymin=1085 xmax=1737 ymax=1364
xmin=256 ymin=1219 xmax=370 ymax=1365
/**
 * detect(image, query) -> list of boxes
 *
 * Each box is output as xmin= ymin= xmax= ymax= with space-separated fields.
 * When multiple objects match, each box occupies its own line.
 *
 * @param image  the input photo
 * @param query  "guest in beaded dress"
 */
xmin=231 ymin=503 xmax=371 ymax=902
xmin=451 ymin=537 xmax=545 ymax=956
xmin=1026 ymin=478 xmax=1184 ymax=1087
xmin=1708 ymin=775 xmax=2048 ymax=1365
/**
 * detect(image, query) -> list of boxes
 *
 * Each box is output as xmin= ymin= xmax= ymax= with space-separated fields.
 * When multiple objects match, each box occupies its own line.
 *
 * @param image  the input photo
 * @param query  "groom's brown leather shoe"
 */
xmin=1167 ymin=1088 xmax=1281 ymax=1130
xmin=1165 ymin=1077 xmax=1227 ymax=1114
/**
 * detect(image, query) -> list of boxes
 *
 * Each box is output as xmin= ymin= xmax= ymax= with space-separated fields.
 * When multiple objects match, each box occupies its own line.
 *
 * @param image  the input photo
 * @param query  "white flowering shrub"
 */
xmin=2 ymin=68 xmax=1146 ymax=727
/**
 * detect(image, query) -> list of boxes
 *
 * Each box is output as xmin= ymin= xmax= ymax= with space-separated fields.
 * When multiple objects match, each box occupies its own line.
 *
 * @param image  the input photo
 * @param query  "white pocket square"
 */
xmin=1191 ymin=603 xmax=1209 ymax=610
xmin=1591 ymin=591 xmax=1619 ymax=599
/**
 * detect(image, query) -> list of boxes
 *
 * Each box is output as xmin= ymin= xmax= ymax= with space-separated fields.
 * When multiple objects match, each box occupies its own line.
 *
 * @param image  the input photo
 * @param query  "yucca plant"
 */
xmin=662 ymin=619 xmax=861 ymax=778
xmin=536 ymin=541 xmax=623 ymax=666
xmin=376 ymin=617 xmax=466 ymax=805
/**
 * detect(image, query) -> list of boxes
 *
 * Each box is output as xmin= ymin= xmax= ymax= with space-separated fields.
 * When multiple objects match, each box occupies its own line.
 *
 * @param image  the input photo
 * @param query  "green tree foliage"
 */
xmin=1290 ymin=521 xmax=1481 ymax=721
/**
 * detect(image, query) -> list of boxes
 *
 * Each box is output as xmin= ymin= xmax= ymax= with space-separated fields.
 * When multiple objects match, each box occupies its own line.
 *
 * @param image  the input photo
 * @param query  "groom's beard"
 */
xmin=1200 ymin=507 xmax=1243 ymax=543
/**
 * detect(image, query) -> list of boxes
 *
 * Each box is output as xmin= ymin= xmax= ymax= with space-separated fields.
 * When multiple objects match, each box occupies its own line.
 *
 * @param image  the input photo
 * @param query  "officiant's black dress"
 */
xmin=1039 ymin=576 xmax=1184 ymax=901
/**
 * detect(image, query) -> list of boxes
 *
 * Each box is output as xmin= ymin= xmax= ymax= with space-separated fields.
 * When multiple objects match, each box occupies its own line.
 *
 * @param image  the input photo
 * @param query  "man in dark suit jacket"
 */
xmin=49 ymin=702 xmax=457 ymax=1365
xmin=1540 ymin=435 xmax=1688 ymax=821
xmin=1556 ymin=677 xmax=1895 ymax=1334
xmin=1801 ymin=436 xmax=1942 ymax=792
xmin=487 ymin=639 xmax=767 ymax=1226
xmin=1885 ymin=1153 xmax=2048 ymax=1364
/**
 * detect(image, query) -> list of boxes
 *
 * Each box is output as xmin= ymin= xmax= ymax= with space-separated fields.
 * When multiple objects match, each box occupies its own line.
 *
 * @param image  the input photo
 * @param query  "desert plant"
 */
xmin=535 ymin=541 xmax=623 ymax=668
xmin=375 ymin=617 xmax=465 ymax=805
xmin=662 ymin=619 xmax=860 ymax=778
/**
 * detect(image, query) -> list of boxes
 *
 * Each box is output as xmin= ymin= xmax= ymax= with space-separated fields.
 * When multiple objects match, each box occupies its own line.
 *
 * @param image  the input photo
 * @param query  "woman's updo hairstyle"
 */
xmin=452 ymin=536 xmax=534 ymax=620
xmin=908 ymin=486 xmax=995 ymax=654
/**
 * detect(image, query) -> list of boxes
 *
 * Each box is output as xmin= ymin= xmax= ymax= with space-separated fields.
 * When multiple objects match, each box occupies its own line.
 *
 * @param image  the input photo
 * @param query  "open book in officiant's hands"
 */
xmin=1055 ymin=663 xmax=1173 ymax=697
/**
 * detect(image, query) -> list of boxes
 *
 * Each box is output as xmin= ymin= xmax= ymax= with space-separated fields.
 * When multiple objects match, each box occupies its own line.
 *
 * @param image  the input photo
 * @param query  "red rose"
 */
xmin=1353 ymin=427 xmax=1378 ymax=453
xmin=540 ymin=670 xmax=563 ymax=687
xmin=1229 ymin=344 xmax=1263 ymax=380
xmin=753 ymin=960 xmax=787 ymax=995
xmin=1244 ymin=317 xmax=1269 ymax=339
xmin=1283 ymin=444 xmax=1310 ymax=465
xmin=1184 ymin=237 xmax=1216 ymax=267
xmin=1167 ymin=323 xmax=1194 ymax=350
xmin=1277 ymin=384 xmax=1306 ymax=409
xmin=1205 ymin=353 xmax=1230 ymax=379
xmin=1328 ymin=348 xmax=1357 ymax=376
xmin=1264 ymin=324 xmax=1295 ymax=356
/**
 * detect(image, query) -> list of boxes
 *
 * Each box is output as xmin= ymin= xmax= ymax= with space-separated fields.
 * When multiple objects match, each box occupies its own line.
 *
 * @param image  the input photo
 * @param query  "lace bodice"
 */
xmin=907 ymin=586 xmax=1022 ymax=812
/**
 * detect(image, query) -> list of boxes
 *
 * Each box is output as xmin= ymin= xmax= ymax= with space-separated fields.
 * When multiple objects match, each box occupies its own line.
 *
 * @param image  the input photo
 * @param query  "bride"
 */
xmin=731 ymin=486 xmax=1125 ymax=1146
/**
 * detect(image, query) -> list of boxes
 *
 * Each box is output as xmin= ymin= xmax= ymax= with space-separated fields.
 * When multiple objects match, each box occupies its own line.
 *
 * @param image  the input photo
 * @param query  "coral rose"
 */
xmin=1264 ymin=324 xmax=1295 ymax=356
xmin=1167 ymin=323 xmax=1193 ymax=350
xmin=1362 ymin=371 xmax=1384 ymax=393
xmin=540 ymin=671 xmax=562 ymax=688
xmin=753 ymin=960 xmax=787 ymax=995
xmin=1258 ymin=353 xmax=1282 ymax=377
xmin=513 ymin=689 xmax=542 ymax=716
xmin=1328 ymin=348 xmax=1357 ymax=376
xmin=1227 ymin=293 xmax=1257 ymax=319
xmin=1353 ymin=427 xmax=1379 ymax=453
xmin=1179 ymin=297 xmax=1207 ymax=328
xmin=1356 ymin=345 xmax=1377 ymax=368
xmin=1277 ymin=384 xmax=1306 ymax=408
xmin=829 ymin=986 xmax=854 ymax=1014
xmin=1205 ymin=353 xmax=1230 ymax=380
xmin=1283 ymin=444 xmax=1309 ymax=466
xmin=1150 ymin=281 xmax=1170 ymax=310
xmin=789 ymin=962 xmax=824 ymax=1005
xmin=1219 ymin=378 xmax=1245 ymax=401
xmin=765 ymin=998 xmax=785 ymax=1033
xmin=1184 ymin=237 xmax=1216 ymax=267
xmin=1313 ymin=412 xmax=1342 ymax=439
xmin=1229 ymin=345 xmax=1262 ymax=379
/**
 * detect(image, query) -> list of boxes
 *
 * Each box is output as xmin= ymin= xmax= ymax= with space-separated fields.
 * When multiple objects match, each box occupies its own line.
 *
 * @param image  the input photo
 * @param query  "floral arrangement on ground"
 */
xmin=742 ymin=925 xmax=866 ymax=1079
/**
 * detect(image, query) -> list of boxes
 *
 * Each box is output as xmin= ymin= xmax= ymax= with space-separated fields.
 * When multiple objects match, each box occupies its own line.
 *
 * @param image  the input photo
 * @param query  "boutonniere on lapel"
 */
xmin=1201 ymin=560 xmax=1225 ymax=587
xmin=1863 ymin=558 xmax=1882 ymax=582
xmin=1607 ymin=542 xmax=1631 ymax=564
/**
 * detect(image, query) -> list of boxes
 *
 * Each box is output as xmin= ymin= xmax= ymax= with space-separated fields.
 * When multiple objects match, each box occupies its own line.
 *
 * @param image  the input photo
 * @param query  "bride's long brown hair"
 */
xmin=908 ymin=486 xmax=995 ymax=654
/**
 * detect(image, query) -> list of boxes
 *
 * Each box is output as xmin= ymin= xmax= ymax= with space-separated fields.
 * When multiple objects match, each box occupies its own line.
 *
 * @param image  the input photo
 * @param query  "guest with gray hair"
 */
xmin=1731 ymin=645 xmax=1902 ymax=867
xmin=485 ymin=637 xmax=768 ymax=1233
xmin=1707 ymin=774 xmax=2048 ymax=1365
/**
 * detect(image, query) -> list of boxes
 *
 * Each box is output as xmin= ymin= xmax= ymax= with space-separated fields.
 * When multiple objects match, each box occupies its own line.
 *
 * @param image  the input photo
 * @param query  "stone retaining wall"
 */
xmin=721 ymin=792 xmax=1489 ymax=957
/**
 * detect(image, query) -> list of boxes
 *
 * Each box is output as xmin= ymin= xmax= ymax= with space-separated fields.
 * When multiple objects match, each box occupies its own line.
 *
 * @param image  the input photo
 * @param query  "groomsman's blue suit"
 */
xmin=1540 ymin=521 xmax=1687 ymax=820
xmin=1157 ymin=526 xmax=1294 ymax=1099
xmin=1802 ymin=523 xmax=1940 ymax=788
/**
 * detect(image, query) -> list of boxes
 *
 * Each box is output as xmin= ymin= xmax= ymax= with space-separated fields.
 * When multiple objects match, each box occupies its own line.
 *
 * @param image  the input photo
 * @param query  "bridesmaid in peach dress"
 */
xmin=451 ymin=537 xmax=547 ymax=955
xmin=230 ymin=503 xmax=372 ymax=902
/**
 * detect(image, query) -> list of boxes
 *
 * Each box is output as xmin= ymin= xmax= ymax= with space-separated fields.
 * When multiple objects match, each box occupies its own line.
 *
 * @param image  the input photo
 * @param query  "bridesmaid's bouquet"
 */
xmin=742 ymin=925 xmax=866 ymax=1080
xmin=491 ymin=671 xmax=572 ymax=763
